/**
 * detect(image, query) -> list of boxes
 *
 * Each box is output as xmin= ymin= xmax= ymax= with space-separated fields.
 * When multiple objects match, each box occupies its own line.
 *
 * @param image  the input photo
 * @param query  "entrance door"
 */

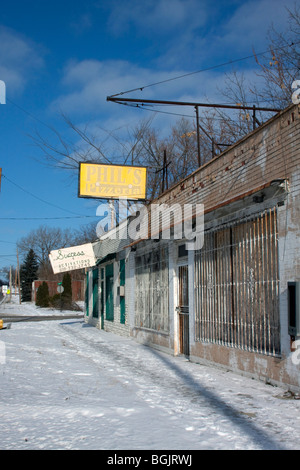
xmin=105 ymin=263 xmax=114 ymax=321
xmin=177 ymin=265 xmax=189 ymax=356
xmin=119 ymin=259 xmax=126 ymax=324
xmin=92 ymin=268 xmax=99 ymax=318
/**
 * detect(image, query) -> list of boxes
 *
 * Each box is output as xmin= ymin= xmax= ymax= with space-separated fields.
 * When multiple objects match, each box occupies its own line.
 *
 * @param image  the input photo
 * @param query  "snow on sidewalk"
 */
xmin=0 ymin=294 xmax=84 ymax=317
xmin=0 ymin=300 xmax=299 ymax=450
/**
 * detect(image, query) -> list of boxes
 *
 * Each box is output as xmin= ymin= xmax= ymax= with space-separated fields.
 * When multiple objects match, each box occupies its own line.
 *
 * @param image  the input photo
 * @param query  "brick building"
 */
xmin=85 ymin=103 xmax=300 ymax=392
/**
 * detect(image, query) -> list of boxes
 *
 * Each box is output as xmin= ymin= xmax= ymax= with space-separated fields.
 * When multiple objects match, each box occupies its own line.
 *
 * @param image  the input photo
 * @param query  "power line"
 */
xmin=2 ymin=174 xmax=84 ymax=216
xmin=0 ymin=216 xmax=97 ymax=220
xmin=0 ymin=254 xmax=15 ymax=257
xmin=108 ymin=40 xmax=300 ymax=98
xmin=6 ymin=98 xmax=56 ymax=133
xmin=118 ymin=100 xmax=271 ymax=126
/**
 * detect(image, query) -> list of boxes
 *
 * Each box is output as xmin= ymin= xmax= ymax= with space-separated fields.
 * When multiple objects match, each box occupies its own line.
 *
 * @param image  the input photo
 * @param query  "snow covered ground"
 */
xmin=0 ymin=296 xmax=300 ymax=451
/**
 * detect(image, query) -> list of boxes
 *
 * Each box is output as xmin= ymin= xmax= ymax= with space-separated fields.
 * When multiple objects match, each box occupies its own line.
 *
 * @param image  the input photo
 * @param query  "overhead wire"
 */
xmin=2 ymin=174 xmax=85 ymax=216
xmin=108 ymin=40 xmax=300 ymax=98
xmin=119 ymin=100 xmax=256 ymax=124
xmin=0 ymin=216 xmax=97 ymax=220
xmin=3 ymin=39 xmax=297 ymax=224
xmin=0 ymin=175 xmax=98 ymax=220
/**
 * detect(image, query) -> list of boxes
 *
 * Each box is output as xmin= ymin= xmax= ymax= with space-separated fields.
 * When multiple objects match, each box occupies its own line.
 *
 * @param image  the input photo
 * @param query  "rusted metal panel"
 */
xmin=195 ymin=208 xmax=280 ymax=356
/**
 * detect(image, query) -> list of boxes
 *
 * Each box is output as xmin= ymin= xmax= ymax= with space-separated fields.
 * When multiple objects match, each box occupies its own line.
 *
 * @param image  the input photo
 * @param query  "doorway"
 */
xmin=92 ymin=268 xmax=99 ymax=319
xmin=177 ymin=265 xmax=189 ymax=356
xmin=105 ymin=263 xmax=114 ymax=322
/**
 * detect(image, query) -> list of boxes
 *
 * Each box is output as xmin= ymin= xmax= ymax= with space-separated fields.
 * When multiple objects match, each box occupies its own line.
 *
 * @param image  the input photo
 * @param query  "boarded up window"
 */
xmin=135 ymin=246 xmax=169 ymax=332
xmin=194 ymin=208 xmax=280 ymax=356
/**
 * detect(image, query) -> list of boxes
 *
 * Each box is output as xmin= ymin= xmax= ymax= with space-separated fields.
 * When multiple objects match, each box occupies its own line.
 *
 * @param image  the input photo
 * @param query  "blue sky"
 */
xmin=0 ymin=0 xmax=296 ymax=273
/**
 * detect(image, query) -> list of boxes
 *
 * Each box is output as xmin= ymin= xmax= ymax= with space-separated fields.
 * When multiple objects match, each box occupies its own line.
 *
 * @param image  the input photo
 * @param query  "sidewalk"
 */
xmin=0 ymin=315 xmax=299 ymax=450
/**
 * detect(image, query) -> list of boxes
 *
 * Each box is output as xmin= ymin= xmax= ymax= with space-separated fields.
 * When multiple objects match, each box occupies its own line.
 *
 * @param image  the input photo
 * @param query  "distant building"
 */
xmin=32 ymin=279 xmax=84 ymax=302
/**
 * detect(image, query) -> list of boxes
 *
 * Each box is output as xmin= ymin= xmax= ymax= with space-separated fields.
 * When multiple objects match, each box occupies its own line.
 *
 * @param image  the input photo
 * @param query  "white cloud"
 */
xmin=0 ymin=26 xmax=44 ymax=95
xmin=104 ymin=0 xmax=297 ymax=70
xmin=50 ymin=57 xmax=265 ymax=145
xmin=202 ymin=0 xmax=296 ymax=57
xmin=106 ymin=0 xmax=208 ymax=37
xmin=52 ymin=58 xmax=225 ymax=119
xmin=49 ymin=0 xmax=295 ymax=138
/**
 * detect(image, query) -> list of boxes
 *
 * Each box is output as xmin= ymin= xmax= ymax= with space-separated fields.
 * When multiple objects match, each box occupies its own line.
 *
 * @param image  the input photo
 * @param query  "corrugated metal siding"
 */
xmin=194 ymin=207 xmax=280 ymax=356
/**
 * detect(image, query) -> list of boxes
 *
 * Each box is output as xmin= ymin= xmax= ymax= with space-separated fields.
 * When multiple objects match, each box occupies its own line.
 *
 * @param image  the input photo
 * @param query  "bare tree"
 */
xmin=251 ymin=5 xmax=300 ymax=109
xmin=31 ymin=6 xmax=299 ymax=203
xmin=1 ymin=266 xmax=16 ymax=284
xmin=17 ymin=225 xmax=75 ymax=278
xmin=72 ymin=221 xmax=99 ymax=245
xmin=32 ymin=113 xmax=155 ymax=171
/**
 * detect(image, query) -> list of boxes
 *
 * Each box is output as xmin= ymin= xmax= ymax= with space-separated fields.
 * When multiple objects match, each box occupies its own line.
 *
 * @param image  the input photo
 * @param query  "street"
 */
xmin=0 ymin=314 xmax=300 ymax=450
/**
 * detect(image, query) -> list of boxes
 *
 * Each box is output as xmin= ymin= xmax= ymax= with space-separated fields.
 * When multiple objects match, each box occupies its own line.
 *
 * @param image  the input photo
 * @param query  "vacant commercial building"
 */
xmin=86 ymin=103 xmax=300 ymax=392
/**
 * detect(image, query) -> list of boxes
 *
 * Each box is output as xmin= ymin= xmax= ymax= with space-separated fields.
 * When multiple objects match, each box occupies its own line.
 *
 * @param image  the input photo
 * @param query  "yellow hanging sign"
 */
xmin=78 ymin=163 xmax=147 ymax=200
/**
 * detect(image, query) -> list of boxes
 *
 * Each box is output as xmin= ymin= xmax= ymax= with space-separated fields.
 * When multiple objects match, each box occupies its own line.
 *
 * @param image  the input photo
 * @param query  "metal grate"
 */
xmin=135 ymin=246 xmax=169 ymax=332
xmin=194 ymin=207 xmax=280 ymax=356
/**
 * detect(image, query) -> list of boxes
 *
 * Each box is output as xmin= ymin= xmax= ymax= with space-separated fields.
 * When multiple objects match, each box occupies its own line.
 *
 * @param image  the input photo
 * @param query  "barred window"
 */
xmin=194 ymin=208 xmax=280 ymax=356
xmin=135 ymin=246 xmax=169 ymax=332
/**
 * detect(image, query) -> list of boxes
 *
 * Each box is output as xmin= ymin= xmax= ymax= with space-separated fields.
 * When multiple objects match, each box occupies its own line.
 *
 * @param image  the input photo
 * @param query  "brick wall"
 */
xmin=33 ymin=279 xmax=84 ymax=302
xmin=155 ymin=105 xmax=299 ymax=211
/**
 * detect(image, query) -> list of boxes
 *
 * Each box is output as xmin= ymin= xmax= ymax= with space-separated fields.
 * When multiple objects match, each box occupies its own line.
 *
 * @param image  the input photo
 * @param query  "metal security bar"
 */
xmin=194 ymin=208 xmax=280 ymax=356
xmin=135 ymin=246 xmax=169 ymax=332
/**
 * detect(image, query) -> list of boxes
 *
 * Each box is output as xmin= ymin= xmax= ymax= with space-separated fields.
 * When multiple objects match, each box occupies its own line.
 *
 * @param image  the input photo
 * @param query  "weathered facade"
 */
xmin=85 ymin=219 xmax=131 ymax=337
xmin=85 ymin=104 xmax=300 ymax=392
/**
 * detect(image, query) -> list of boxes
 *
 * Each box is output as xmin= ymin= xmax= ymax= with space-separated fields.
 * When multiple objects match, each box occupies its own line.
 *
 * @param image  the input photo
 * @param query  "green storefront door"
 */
xmin=105 ymin=263 xmax=114 ymax=321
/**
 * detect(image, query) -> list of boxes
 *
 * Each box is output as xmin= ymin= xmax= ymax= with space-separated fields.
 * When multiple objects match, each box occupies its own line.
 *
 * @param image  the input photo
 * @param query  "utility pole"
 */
xmin=160 ymin=149 xmax=170 ymax=194
xmin=109 ymin=200 xmax=115 ymax=229
xmin=9 ymin=266 xmax=12 ymax=301
xmin=17 ymin=248 xmax=21 ymax=304
xmin=162 ymin=150 xmax=166 ymax=193
xmin=195 ymin=106 xmax=201 ymax=167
